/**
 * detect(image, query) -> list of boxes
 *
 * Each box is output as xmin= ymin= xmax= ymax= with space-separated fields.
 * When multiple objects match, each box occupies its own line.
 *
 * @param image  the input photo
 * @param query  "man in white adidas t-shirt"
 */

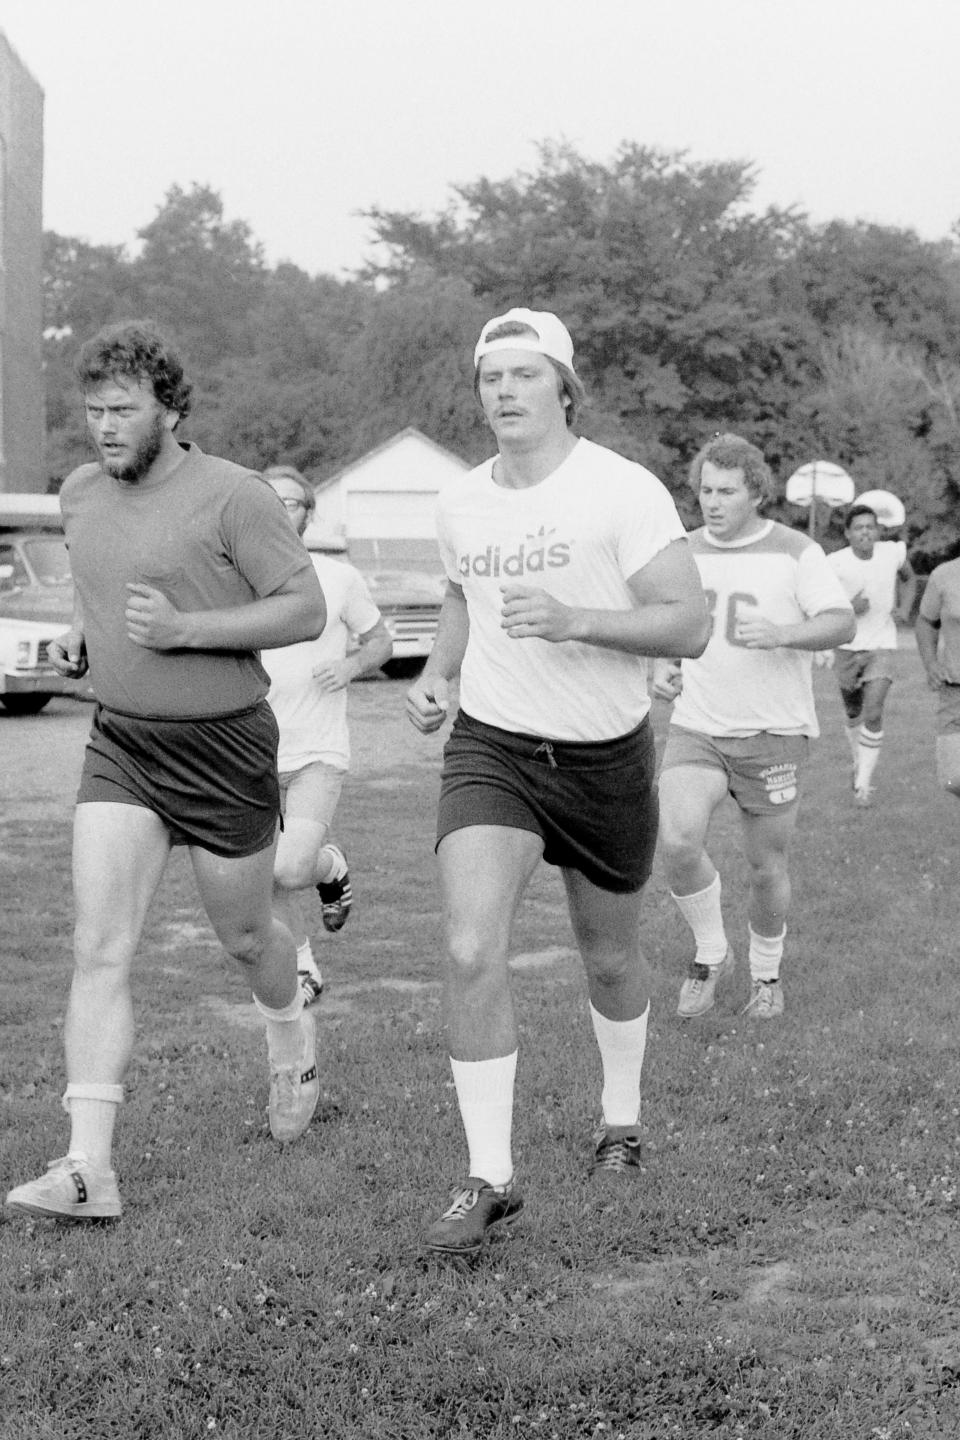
xmin=264 ymin=467 xmax=392 ymax=1002
xmin=827 ymin=504 xmax=915 ymax=807
xmin=655 ymin=434 xmax=854 ymax=1024
xmin=405 ymin=307 xmax=709 ymax=1257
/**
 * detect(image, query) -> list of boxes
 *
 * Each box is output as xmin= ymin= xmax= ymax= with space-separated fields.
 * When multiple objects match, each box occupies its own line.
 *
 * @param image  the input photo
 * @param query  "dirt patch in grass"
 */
xmin=512 ymin=945 xmax=579 ymax=970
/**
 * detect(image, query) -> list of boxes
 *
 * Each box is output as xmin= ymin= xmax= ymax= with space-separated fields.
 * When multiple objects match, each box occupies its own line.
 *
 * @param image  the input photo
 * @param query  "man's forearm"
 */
xmin=421 ymin=590 xmax=469 ymax=681
xmin=567 ymin=599 xmax=710 ymax=659
xmin=776 ymin=609 xmax=856 ymax=651
xmin=897 ymin=574 xmax=918 ymax=618
xmin=915 ymin=616 xmax=939 ymax=672
xmin=184 ymin=592 xmax=326 ymax=651
xmin=348 ymin=627 xmax=394 ymax=680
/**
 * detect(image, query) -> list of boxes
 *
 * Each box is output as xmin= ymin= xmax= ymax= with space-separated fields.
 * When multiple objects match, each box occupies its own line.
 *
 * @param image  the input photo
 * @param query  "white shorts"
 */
xmin=278 ymin=760 xmax=345 ymax=832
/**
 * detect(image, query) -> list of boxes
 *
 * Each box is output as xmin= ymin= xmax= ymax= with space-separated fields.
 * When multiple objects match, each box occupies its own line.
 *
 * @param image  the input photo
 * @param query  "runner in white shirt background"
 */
xmin=263 ymin=466 xmax=392 ymax=1002
xmin=655 ymin=433 xmax=854 ymax=1024
xmin=827 ymin=504 xmax=916 ymax=808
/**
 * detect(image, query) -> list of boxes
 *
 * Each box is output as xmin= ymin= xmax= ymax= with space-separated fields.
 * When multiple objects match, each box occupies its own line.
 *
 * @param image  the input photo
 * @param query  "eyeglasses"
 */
xmin=279 ymin=498 xmax=306 ymax=511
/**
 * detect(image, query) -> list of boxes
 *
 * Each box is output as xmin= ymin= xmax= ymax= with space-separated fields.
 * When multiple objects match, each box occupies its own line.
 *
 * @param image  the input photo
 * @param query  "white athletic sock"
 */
xmin=253 ymin=989 xmax=306 ymax=1068
xmin=318 ymin=845 xmax=347 ymax=884
xmin=671 ymin=873 xmax=728 ymax=967
xmin=62 ymin=1083 xmax=123 ymax=1170
xmin=296 ymin=940 xmax=322 ymax=985
xmin=856 ymin=727 xmax=883 ymax=789
xmin=749 ymin=926 xmax=786 ymax=983
xmin=590 ymin=1002 xmax=649 ymax=1128
xmin=845 ymin=721 xmax=862 ymax=764
xmin=450 ymin=1051 xmax=517 ymax=1188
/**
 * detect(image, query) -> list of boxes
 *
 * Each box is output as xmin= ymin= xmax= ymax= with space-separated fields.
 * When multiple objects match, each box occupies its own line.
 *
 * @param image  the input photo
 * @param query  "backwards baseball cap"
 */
xmin=473 ymin=307 xmax=576 ymax=374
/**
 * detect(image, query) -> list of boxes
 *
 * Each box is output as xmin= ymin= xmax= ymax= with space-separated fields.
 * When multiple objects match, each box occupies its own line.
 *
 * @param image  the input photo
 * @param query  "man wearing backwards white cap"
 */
xmin=406 ymin=306 xmax=710 ymax=1256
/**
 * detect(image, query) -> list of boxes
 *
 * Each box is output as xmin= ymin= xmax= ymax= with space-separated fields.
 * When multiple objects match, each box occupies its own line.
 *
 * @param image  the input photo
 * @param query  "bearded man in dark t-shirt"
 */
xmin=6 ymin=322 xmax=328 ymax=1222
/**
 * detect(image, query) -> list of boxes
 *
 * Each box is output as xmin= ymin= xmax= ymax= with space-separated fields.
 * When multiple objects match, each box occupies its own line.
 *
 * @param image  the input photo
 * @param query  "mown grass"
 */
xmin=2 ymin=652 xmax=960 ymax=1438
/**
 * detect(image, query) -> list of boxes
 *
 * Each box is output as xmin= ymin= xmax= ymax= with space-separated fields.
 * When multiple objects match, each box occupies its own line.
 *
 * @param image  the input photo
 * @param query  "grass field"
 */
xmin=2 ymin=650 xmax=960 ymax=1439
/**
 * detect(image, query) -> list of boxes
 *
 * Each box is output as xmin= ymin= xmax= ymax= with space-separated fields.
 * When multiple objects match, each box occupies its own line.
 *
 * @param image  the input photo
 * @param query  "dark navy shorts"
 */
xmin=77 ymin=700 xmax=281 ymax=858
xmin=437 ymin=710 xmax=659 ymax=894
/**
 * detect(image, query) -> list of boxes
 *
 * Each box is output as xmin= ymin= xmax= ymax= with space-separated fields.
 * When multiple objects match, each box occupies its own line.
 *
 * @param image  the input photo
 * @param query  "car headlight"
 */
xmin=15 ymin=640 xmax=33 ymax=668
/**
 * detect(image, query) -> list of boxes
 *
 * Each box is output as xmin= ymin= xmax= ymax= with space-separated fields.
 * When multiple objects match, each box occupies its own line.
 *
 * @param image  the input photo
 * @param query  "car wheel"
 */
xmin=0 ymin=693 xmax=52 ymax=715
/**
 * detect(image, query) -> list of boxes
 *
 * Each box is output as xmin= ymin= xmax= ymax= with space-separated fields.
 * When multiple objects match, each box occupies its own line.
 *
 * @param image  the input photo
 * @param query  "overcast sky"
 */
xmin=3 ymin=0 xmax=958 ymax=279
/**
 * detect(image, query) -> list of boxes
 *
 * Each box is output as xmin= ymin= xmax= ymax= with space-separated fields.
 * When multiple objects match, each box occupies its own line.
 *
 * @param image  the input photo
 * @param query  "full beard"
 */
xmin=100 ymin=417 xmax=166 ymax=483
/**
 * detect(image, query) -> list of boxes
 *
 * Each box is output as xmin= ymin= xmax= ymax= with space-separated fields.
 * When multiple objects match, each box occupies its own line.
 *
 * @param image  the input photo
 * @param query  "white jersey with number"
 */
xmin=671 ymin=520 xmax=851 ymax=738
xmin=437 ymin=437 xmax=686 ymax=741
xmin=263 ymin=553 xmax=381 ymax=772
xmin=827 ymin=540 xmax=906 ymax=650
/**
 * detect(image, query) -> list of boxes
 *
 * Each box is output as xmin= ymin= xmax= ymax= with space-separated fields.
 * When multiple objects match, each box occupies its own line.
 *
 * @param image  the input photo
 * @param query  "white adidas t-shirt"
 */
xmin=827 ymin=540 xmax=906 ymax=650
xmin=263 ymin=554 xmax=381 ymax=772
xmin=436 ymin=437 xmax=686 ymax=741
xmin=672 ymin=521 xmax=852 ymax=738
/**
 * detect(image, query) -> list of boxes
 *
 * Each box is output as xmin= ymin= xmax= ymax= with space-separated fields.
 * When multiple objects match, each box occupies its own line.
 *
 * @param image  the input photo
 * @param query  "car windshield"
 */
xmin=23 ymin=536 xmax=72 ymax=586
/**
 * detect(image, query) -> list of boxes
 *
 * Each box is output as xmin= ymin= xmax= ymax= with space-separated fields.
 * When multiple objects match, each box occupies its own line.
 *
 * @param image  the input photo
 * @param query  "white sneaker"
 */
xmin=6 ymin=1154 xmax=122 ymax=1220
xmin=854 ymin=786 xmax=873 ymax=808
xmin=268 ymin=1010 xmax=320 ymax=1143
xmin=677 ymin=947 xmax=735 ymax=1018
xmin=742 ymin=979 xmax=785 ymax=1020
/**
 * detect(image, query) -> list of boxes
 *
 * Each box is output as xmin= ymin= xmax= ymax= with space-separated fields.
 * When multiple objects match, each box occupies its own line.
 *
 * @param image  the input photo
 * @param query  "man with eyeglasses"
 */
xmin=263 ymin=466 xmax=392 ymax=1003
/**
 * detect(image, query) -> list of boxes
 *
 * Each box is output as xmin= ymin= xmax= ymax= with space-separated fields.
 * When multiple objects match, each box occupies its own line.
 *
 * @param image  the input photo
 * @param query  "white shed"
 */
xmin=302 ymin=427 xmax=468 ymax=568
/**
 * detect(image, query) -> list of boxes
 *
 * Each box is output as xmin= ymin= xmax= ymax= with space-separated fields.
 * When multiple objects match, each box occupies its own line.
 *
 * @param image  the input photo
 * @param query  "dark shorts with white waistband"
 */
xmin=76 ymin=700 xmax=281 ymax=858
xmin=436 ymin=709 xmax=658 ymax=894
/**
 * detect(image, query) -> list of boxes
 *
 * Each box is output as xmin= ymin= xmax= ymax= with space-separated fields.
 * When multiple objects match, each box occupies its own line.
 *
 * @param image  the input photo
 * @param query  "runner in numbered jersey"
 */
xmin=654 ymin=433 xmax=854 ymax=1023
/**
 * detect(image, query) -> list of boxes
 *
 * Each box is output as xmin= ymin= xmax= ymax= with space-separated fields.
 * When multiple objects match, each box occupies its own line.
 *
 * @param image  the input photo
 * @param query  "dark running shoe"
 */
xmin=425 ymin=1177 xmax=523 ymax=1256
xmin=590 ymin=1126 xmax=642 ymax=1177
xmin=317 ymin=844 xmax=352 ymax=932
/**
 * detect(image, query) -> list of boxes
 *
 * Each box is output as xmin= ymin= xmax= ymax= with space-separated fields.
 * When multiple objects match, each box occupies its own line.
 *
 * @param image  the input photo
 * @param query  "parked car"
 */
xmin=354 ymin=566 xmax=446 ymax=678
xmin=0 ymin=495 xmax=93 ymax=714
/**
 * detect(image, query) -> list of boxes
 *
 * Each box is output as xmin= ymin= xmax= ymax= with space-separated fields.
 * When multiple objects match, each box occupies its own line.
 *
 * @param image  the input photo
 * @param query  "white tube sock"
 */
xmin=856 ymin=728 xmax=883 ymax=789
xmin=253 ymin=989 xmax=306 ymax=1067
xmin=62 ymin=1083 xmax=123 ymax=1170
xmin=671 ymin=873 xmax=728 ymax=966
xmin=589 ymin=1002 xmax=649 ymax=1128
xmin=748 ymin=926 xmax=786 ymax=983
xmin=449 ymin=1051 xmax=517 ymax=1187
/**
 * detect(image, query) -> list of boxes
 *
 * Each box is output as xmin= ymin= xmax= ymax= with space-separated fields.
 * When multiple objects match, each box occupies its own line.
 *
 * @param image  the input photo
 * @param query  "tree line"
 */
xmin=42 ymin=144 xmax=960 ymax=567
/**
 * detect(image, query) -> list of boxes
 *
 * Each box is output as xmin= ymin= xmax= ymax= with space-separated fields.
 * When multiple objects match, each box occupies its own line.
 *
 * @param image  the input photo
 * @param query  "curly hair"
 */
xmin=844 ymin=503 xmax=878 ymax=530
xmin=687 ymin=433 xmax=774 ymax=504
xmin=76 ymin=320 xmax=193 ymax=420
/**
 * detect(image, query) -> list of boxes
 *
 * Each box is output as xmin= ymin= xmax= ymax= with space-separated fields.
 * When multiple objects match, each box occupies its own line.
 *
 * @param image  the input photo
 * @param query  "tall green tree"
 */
xmin=132 ymin=183 xmax=267 ymax=366
xmin=366 ymin=144 xmax=821 ymax=491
